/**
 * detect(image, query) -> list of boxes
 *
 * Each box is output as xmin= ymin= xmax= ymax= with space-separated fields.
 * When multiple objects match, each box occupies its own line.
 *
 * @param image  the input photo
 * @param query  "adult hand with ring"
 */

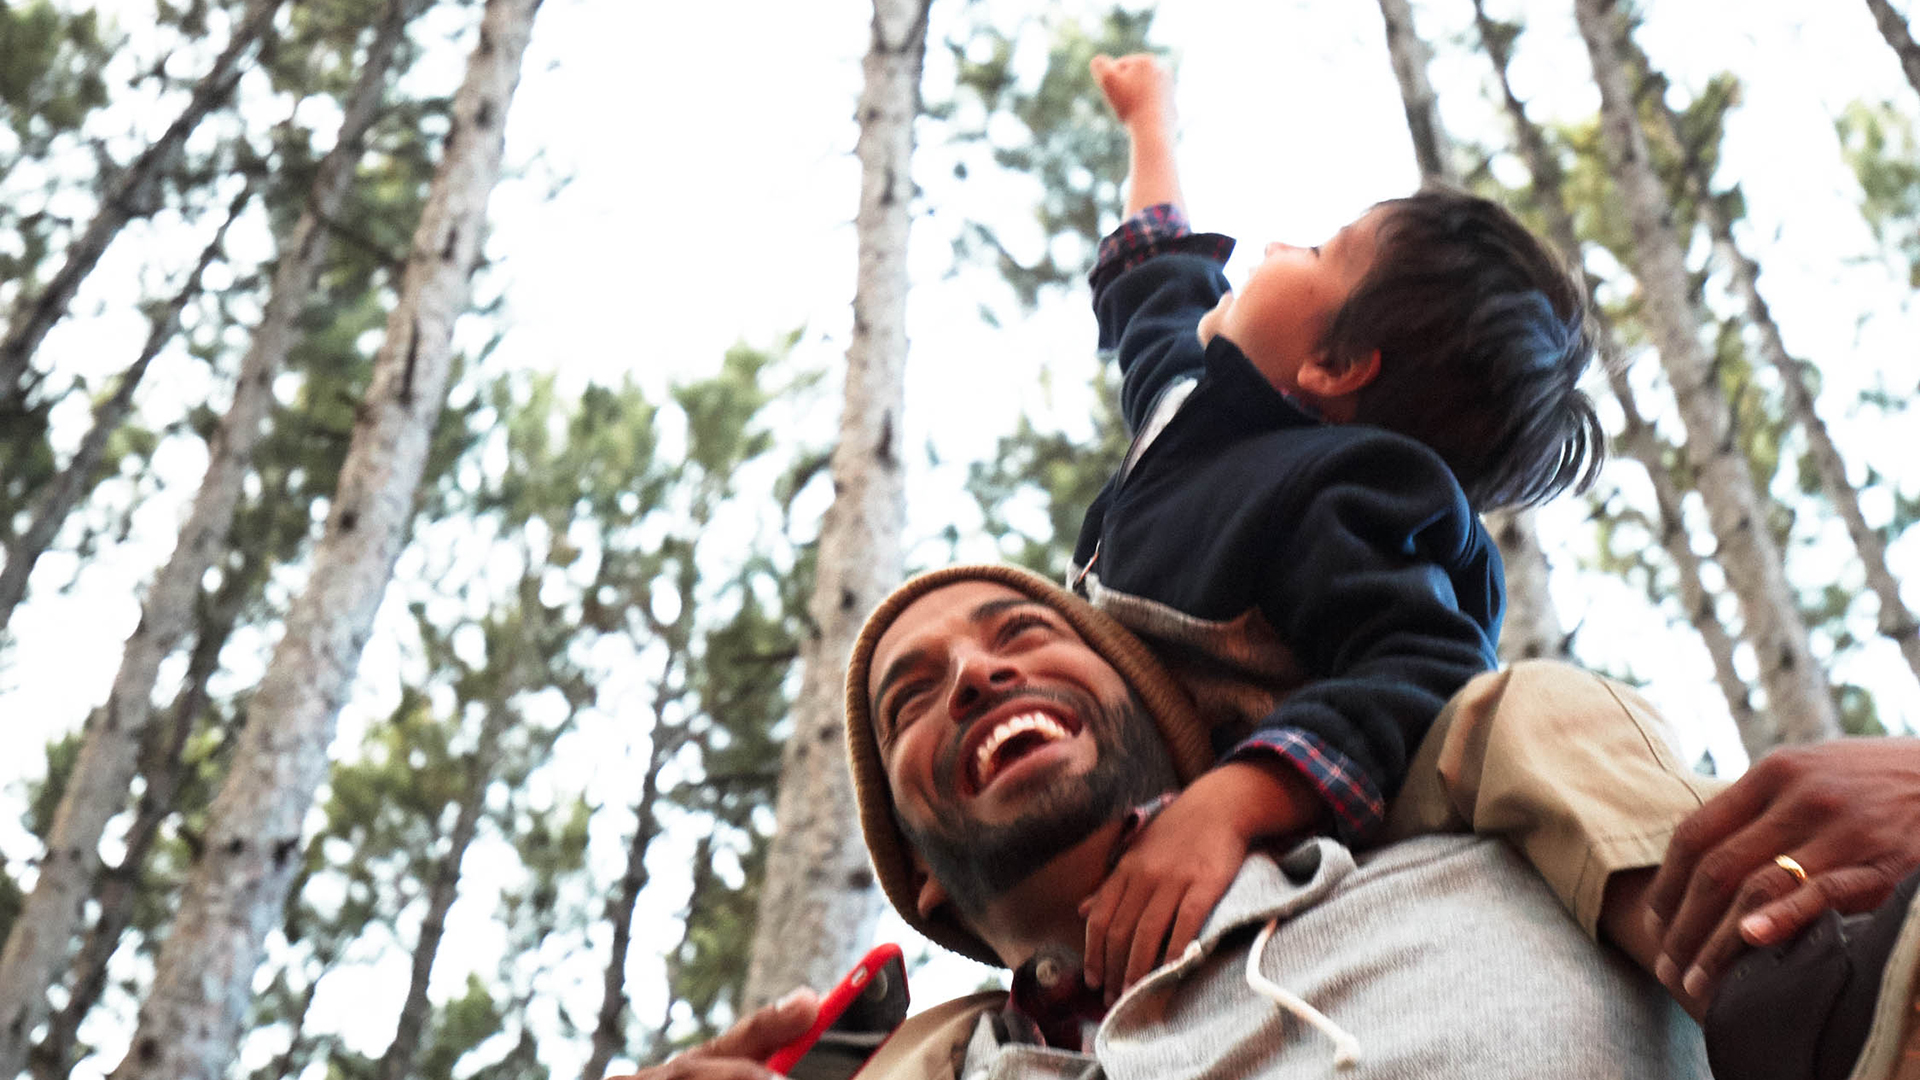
xmin=1643 ymin=738 xmax=1920 ymax=1011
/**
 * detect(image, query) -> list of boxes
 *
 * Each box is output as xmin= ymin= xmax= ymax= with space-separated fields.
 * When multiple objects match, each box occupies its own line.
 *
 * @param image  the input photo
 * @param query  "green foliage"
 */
xmin=415 ymin=976 xmax=511 ymax=1080
xmin=0 ymin=0 xmax=111 ymax=153
xmin=22 ymin=730 xmax=80 ymax=840
xmin=0 ymin=866 xmax=21 ymax=957
xmin=936 ymin=5 xmax=1157 ymax=311
xmin=929 ymin=5 xmax=1153 ymax=578
xmin=1836 ymin=99 xmax=1920 ymax=289
xmin=1836 ymin=682 xmax=1887 ymax=737
xmin=964 ymin=366 xmax=1127 ymax=577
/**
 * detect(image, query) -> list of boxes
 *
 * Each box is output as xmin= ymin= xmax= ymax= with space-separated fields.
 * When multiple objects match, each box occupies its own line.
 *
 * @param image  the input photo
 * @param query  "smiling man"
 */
xmin=835 ymin=564 xmax=1705 ymax=1080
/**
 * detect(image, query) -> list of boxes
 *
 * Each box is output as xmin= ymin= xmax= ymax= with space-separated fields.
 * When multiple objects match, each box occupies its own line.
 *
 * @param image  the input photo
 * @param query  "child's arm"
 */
xmin=1080 ymin=760 xmax=1329 ymax=999
xmin=1092 ymin=53 xmax=1185 ymax=217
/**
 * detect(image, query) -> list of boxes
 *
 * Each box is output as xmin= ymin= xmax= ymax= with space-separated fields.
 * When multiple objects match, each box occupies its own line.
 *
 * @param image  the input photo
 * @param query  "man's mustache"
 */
xmin=932 ymin=686 xmax=1088 ymax=802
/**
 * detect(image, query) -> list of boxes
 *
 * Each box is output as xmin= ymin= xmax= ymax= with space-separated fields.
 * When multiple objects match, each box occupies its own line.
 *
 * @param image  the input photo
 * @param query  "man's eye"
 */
xmin=886 ymin=686 xmax=930 ymax=737
xmin=999 ymin=614 xmax=1051 ymax=642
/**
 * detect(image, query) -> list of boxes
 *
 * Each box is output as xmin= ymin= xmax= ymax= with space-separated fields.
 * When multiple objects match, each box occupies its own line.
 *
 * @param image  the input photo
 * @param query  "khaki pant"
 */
xmin=1383 ymin=660 xmax=1729 ymax=937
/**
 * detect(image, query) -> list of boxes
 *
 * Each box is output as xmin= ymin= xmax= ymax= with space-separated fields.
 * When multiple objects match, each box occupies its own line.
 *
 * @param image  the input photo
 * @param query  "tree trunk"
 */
xmin=1634 ymin=50 xmax=1920 ymax=691
xmin=0 ymin=186 xmax=246 ymax=633
xmin=1573 ymin=0 xmax=1839 ymax=749
xmin=1865 ymin=0 xmax=1920 ymax=101
xmin=0 ymin=0 xmax=282 ymax=403
xmin=580 ymin=725 xmax=675 ymax=1080
xmin=1602 ymin=356 xmax=1759 ymax=736
xmin=106 ymin=1 xmax=536 ymax=1075
xmin=377 ymin=703 xmax=510 ymax=1080
xmin=741 ymin=0 xmax=929 ymax=1011
xmin=1373 ymin=0 xmax=1566 ymax=660
xmin=0 ymin=8 xmax=411 ymax=1069
xmin=29 ymin=584 xmax=238 ymax=1080
xmin=1485 ymin=509 xmax=1571 ymax=662
xmin=1373 ymin=0 xmax=1454 ymax=184
xmin=1470 ymin=0 xmax=1755 ymax=731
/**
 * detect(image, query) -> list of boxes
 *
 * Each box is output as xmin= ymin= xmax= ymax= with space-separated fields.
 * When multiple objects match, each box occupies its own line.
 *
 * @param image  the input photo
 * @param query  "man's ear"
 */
xmin=915 ymin=874 xmax=950 ymax=920
xmin=1297 ymin=348 xmax=1381 ymax=400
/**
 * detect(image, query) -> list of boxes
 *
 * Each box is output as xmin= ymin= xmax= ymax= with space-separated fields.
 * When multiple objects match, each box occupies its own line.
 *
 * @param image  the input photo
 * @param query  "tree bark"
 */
xmin=1373 ymin=0 xmax=1454 ymax=184
xmin=1573 ymin=0 xmax=1839 ymax=749
xmin=1485 ymin=508 xmax=1571 ymax=662
xmin=1633 ymin=49 xmax=1920 ymax=691
xmin=0 ymin=0 xmax=283 ymax=403
xmin=1471 ymin=0 xmax=1755 ymax=729
xmin=1866 ymin=0 xmax=1920 ymax=101
xmin=0 ymin=186 xmax=246 ymax=634
xmin=0 ymin=8 xmax=412 ymax=1070
xmin=580 ymin=724 xmax=675 ymax=1080
xmin=1602 ymin=354 xmax=1759 ymax=735
xmin=29 ymin=582 xmax=239 ymax=1080
xmin=741 ymin=0 xmax=929 ymax=1011
xmin=377 ymin=703 xmax=510 ymax=1080
xmin=106 ymin=1 xmax=536 ymax=1075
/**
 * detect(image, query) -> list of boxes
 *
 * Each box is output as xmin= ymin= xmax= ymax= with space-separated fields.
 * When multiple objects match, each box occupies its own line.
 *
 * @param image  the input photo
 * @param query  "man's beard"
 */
xmin=897 ymin=688 xmax=1178 ymax=921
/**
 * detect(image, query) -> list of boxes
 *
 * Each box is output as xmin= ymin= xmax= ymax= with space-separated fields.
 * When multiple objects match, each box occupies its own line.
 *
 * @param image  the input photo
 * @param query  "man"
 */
xmin=621 ymin=565 xmax=1920 ymax=1080
xmin=633 ymin=565 xmax=1703 ymax=1079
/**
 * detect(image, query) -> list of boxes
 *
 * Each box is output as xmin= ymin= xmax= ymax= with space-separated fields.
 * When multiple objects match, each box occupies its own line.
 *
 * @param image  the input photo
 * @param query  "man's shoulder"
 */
xmin=858 ymin=990 xmax=1007 ymax=1080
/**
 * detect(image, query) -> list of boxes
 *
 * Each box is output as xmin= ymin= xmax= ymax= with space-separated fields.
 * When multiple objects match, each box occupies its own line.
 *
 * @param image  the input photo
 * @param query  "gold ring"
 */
xmin=1773 ymin=854 xmax=1809 ymax=884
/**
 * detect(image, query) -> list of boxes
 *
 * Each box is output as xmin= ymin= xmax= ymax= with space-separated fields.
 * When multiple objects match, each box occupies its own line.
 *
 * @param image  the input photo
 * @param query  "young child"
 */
xmin=1071 ymin=51 xmax=1598 ymax=992
xmin=1072 ymin=53 xmax=1919 ymax=1080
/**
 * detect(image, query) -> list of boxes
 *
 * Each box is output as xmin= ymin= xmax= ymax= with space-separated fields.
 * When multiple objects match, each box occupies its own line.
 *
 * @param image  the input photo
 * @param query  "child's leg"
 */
xmin=1383 ymin=661 xmax=1920 ymax=1078
xmin=1383 ymin=660 xmax=1725 ymax=983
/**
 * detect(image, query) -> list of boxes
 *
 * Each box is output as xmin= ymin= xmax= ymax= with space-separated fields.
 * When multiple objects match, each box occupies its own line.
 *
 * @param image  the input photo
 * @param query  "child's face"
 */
xmin=1197 ymin=205 xmax=1388 ymax=412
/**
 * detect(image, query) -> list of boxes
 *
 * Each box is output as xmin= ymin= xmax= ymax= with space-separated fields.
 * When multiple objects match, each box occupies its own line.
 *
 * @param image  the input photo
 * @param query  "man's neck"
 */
xmin=968 ymin=820 xmax=1126 ymax=969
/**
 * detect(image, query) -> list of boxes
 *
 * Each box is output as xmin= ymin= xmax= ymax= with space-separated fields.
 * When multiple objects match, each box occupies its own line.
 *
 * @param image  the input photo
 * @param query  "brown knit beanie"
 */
xmin=843 ymin=564 xmax=1212 ymax=967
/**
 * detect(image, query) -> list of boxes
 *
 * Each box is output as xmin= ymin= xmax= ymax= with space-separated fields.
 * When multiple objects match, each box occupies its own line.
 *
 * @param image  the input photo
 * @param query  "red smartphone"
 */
xmin=764 ymin=943 xmax=910 ymax=1080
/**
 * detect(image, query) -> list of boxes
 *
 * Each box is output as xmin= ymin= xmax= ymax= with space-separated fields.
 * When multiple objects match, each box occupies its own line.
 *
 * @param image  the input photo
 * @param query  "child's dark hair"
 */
xmin=1320 ymin=189 xmax=1604 ymax=511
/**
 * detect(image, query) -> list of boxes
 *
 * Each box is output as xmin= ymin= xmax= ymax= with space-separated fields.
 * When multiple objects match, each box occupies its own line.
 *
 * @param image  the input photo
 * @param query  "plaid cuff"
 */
xmin=1227 ymin=730 xmax=1386 ymax=844
xmin=1089 ymin=203 xmax=1235 ymax=294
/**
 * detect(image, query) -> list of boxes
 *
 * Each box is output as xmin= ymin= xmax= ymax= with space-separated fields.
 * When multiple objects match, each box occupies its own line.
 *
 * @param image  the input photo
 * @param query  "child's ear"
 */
xmin=1297 ymin=348 xmax=1381 ymax=399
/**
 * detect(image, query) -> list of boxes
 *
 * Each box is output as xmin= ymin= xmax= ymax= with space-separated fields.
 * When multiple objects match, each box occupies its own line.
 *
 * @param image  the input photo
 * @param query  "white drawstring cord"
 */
xmin=1244 ymin=916 xmax=1362 ymax=1069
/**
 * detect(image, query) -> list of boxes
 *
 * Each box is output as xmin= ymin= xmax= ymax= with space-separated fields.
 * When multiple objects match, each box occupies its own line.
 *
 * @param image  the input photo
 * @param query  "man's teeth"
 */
xmin=974 ymin=712 xmax=1070 ymax=785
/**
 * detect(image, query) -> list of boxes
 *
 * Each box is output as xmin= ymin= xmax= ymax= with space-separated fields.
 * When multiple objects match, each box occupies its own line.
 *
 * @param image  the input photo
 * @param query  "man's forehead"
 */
xmin=872 ymin=581 xmax=1027 ymax=664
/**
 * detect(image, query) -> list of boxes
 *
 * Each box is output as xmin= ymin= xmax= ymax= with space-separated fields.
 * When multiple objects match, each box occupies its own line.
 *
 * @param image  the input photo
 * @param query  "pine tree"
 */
xmin=0 ymin=0 xmax=284 ymax=404
xmin=0 ymin=184 xmax=249 ymax=633
xmin=107 ymin=1 xmax=539 ymax=1074
xmin=1469 ymin=0 xmax=1757 ymax=729
xmin=941 ymin=6 xmax=1155 ymax=578
xmin=1628 ymin=44 xmax=1920 ymax=691
xmin=1573 ymin=0 xmax=1840 ymax=749
xmin=742 ymin=0 xmax=931 ymax=1012
xmin=0 ymin=2 xmax=420 ymax=1068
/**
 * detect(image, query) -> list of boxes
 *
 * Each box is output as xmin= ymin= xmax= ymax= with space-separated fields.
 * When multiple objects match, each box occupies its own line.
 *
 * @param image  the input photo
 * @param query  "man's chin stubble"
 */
xmin=901 ymin=693 xmax=1175 ymax=922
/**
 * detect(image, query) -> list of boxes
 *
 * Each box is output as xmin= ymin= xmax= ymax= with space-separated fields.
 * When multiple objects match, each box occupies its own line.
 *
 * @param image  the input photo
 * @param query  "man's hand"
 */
xmin=1080 ymin=760 xmax=1323 ymax=1002
xmin=604 ymin=989 xmax=819 ymax=1080
xmin=1090 ymin=53 xmax=1174 ymax=130
xmin=1643 ymin=738 xmax=1920 ymax=1011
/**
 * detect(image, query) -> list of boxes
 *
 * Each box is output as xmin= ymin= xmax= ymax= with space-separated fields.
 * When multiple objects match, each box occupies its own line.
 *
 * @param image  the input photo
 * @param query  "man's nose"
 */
xmin=948 ymin=652 xmax=1019 ymax=719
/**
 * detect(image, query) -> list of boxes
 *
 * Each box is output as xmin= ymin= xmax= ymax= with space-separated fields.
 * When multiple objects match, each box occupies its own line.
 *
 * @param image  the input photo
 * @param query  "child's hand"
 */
xmin=1090 ymin=53 xmax=1174 ymax=129
xmin=1079 ymin=761 xmax=1326 ymax=1002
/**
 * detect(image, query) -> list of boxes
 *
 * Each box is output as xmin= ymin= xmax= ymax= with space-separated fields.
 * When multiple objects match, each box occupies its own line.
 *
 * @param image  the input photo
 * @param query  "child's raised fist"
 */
xmin=1090 ymin=53 xmax=1174 ymax=128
